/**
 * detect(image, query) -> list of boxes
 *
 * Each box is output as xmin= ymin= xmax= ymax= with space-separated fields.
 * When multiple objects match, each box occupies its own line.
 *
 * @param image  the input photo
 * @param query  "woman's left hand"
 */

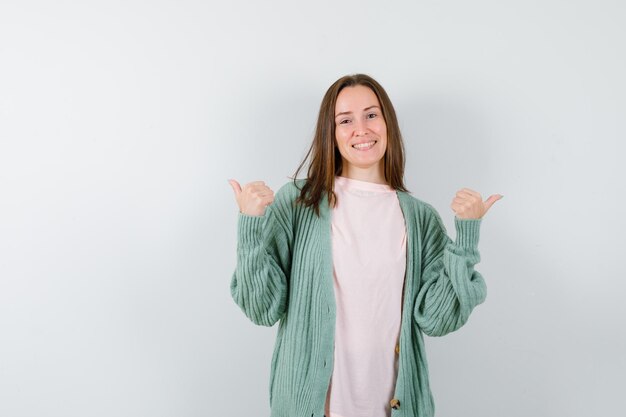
xmin=451 ymin=188 xmax=503 ymax=219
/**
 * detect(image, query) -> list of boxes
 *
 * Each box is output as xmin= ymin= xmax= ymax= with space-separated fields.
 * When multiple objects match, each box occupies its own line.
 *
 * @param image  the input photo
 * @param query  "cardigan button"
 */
xmin=390 ymin=398 xmax=400 ymax=409
xmin=395 ymin=344 xmax=400 ymax=354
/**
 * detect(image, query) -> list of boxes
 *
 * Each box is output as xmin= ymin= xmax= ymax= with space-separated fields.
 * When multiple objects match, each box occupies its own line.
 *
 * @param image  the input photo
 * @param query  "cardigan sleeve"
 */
xmin=413 ymin=204 xmax=487 ymax=337
xmin=230 ymin=184 xmax=294 ymax=327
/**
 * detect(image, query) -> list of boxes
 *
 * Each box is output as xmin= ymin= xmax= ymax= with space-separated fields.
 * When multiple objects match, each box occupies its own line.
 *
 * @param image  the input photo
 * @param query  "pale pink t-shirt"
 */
xmin=324 ymin=175 xmax=407 ymax=417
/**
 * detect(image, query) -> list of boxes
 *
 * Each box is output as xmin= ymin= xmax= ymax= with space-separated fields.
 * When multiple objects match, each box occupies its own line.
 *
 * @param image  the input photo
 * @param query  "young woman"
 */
xmin=228 ymin=74 xmax=501 ymax=417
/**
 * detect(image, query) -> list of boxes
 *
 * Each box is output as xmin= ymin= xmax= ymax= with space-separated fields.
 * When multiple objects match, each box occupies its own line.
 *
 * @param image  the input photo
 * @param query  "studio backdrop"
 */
xmin=0 ymin=1 xmax=624 ymax=416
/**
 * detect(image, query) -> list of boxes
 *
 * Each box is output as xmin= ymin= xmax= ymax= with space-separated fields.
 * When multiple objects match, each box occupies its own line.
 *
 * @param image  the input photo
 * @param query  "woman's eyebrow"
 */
xmin=335 ymin=105 xmax=381 ymax=118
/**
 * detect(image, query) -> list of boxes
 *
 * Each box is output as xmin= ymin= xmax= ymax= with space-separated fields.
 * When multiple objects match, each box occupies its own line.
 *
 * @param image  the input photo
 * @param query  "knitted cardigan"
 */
xmin=231 ymin=179 xmax=487 ymax=417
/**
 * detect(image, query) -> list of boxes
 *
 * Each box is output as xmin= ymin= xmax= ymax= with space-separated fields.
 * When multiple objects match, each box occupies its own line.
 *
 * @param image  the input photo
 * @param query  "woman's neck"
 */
xmin=338 ymin=164 xmax=387 ymax=185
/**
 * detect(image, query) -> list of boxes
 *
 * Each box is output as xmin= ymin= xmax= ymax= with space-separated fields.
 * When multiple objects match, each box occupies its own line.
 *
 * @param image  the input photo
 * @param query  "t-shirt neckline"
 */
xmin=334 ymin=175 xmax=394 ymax=193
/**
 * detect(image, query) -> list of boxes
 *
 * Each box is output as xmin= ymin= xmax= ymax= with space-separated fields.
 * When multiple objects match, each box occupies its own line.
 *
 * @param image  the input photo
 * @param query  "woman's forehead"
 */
xmin=335 ymin=86 xmax=380 ymax=112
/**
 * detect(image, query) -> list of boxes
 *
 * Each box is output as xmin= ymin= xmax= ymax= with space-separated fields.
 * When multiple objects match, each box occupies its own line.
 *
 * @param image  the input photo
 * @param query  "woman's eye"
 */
xmin=339 ymin=119 xmax=350 ymax=124
xmin=367 ymin=113 xmax=377 ymax=119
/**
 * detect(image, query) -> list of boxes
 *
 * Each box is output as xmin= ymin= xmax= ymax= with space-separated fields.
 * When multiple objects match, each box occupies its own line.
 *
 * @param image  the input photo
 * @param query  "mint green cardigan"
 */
xmin=231 ymin=179 xmax=486 ymax=417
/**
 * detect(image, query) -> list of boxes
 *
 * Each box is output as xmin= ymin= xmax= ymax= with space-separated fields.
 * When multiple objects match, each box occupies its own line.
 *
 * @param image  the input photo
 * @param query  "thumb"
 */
xmin=228 ymin=179 xmax=242 ymax=197
xmin=483 ymin=194 xmax=503 ymax=212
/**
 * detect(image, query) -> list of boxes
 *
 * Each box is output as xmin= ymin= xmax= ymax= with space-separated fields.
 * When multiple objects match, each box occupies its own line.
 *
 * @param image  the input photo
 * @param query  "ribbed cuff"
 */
xmin=237 ymin=212 xmax=266 ymax=247
xmin=454 ymin=217 xmax=482 ymax=249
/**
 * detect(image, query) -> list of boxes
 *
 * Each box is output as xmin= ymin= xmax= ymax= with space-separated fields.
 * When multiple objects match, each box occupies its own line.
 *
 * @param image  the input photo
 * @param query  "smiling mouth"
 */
xmin=352 ymin=140 xmax=377 ymax=150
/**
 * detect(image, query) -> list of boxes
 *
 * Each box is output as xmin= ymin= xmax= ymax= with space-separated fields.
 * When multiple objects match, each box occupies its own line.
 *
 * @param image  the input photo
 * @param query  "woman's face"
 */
xmin=334 ymin=85 xmax=388 ymax=177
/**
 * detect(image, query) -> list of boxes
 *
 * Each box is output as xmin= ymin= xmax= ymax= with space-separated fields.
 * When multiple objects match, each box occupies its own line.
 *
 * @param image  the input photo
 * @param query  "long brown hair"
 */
xmin=292 ymin=74 xmax=409 ymax=216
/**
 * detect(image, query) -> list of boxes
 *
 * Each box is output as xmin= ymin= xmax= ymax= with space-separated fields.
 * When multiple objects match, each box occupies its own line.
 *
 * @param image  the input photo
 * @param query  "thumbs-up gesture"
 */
xmin=228 ymin=179 xmax=275 ymax=217
xmin=451 ymin=188 xmax=502 ymax=219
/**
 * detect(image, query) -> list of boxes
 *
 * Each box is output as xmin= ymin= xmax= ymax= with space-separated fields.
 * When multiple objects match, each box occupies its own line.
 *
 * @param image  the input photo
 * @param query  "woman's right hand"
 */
xmin=228 ymin=179 xmax=275 ymax=216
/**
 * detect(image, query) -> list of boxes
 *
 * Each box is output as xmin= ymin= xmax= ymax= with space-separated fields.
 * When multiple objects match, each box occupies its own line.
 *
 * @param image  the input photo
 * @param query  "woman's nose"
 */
xmin=354 ymin=120 xmax=368 ymax=136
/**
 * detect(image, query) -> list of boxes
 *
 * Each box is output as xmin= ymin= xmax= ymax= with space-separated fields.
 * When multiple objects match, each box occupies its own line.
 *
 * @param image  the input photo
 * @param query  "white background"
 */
xmin=1 ymin=1 xmax=624 ymax=416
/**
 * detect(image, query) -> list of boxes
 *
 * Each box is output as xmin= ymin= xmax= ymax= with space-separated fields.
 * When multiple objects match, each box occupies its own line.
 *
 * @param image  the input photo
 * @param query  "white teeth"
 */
xmin=353 ymin=141 xmax=376 ymax=149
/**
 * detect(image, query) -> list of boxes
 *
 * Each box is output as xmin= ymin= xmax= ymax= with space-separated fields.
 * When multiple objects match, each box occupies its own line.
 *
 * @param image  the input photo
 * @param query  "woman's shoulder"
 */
xmin=275 ymin=178 xmax=305 ymax=201
xmin=396 ymin=191 xmax=447 ymax=233
xmin=397 ymin=190 xmax=439 ymax=216
xmin=267 ymin=179 xmax=306 ymax=214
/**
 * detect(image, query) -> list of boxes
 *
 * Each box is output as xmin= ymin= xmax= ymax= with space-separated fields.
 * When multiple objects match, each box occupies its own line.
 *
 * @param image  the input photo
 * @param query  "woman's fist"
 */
xmin=228 ymin=179 xmax=275 ymax=216
xmin=451 ymin=188 xmax=502 ymax=219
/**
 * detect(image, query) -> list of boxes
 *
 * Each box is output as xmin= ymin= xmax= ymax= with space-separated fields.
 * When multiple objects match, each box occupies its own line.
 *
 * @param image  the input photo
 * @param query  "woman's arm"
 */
xmin=230 ymin=184 xmax=293 ymax=327
xmin=413 ymin=205 xmax=487 ymax=336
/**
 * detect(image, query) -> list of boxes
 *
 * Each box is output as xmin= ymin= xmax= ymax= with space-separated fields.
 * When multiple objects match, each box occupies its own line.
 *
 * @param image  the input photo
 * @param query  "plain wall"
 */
xmin=1 ymin=0 xmax=624 ymax=416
